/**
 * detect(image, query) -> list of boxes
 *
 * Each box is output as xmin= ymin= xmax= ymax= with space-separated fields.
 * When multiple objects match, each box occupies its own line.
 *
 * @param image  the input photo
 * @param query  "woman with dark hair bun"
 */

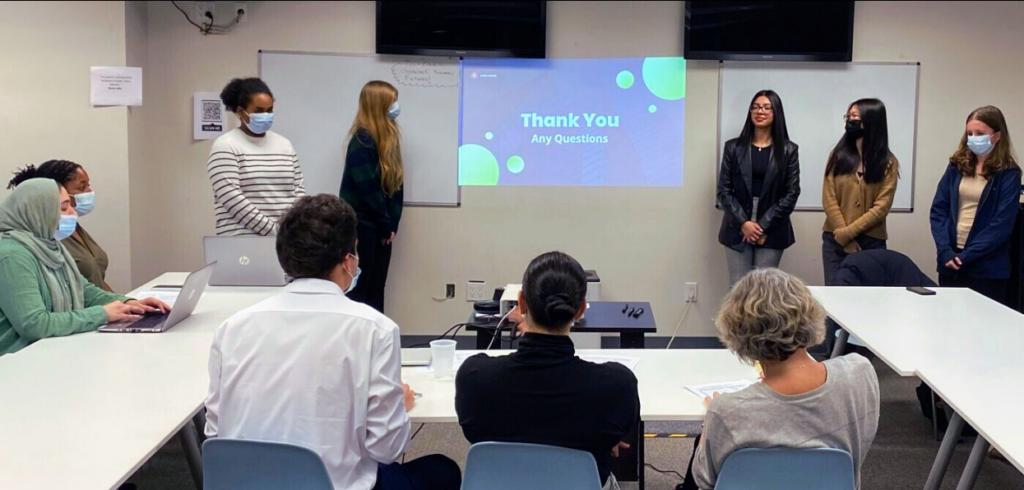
xmin=455 ymin=252 xmax=640 ymax=490
xmin=9 ymin=159 xmax=111 ymax=291
xmin=206 ymin=77 xmax=305 ymax=236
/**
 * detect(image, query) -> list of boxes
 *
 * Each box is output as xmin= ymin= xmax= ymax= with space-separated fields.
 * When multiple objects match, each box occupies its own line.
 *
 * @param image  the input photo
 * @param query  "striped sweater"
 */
xmin=207 ymin=129 xmax=305 ymax=236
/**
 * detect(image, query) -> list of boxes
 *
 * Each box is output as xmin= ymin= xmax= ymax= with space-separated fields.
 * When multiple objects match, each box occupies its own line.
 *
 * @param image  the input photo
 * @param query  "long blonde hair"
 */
xmin=350 ymin=81 xmax=404 ymax=196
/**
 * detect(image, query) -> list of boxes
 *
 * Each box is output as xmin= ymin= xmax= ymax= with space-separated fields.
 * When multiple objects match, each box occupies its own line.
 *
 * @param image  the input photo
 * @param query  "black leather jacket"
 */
xmin=717 ymin=138 xmax=801 ymax=250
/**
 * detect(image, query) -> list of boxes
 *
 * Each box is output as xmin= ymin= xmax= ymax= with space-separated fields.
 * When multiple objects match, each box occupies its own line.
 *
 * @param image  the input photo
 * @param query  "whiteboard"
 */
xmin=259 ymin=51 xmax=460 ymax=206
xmin=718 ymin=62 xmax=919 ymax=211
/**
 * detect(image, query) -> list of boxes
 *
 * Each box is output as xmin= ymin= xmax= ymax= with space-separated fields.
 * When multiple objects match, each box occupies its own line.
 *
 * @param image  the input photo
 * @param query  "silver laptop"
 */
xmin=203 ymin=236 xmax=289 ymax=287
xmin=99 ymin=263 xmax=216 ymax=333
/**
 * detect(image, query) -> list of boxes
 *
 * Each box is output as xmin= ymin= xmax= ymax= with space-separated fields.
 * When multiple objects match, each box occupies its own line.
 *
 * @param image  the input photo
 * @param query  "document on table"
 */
xmin=578 ymin=354 xmax=641 ymax=371
xmin=133 ymin=289 xmax=181 ymax=307
xmin=686 ymin=379 xmax=758 ymax=400
xmin=417 ymin=352 xmax=641 ymax=373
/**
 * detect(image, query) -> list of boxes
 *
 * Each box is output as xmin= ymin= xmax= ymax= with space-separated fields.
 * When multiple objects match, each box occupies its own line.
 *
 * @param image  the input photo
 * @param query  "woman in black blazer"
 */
xmin=717 ymin=90 xmax=801 ymax=286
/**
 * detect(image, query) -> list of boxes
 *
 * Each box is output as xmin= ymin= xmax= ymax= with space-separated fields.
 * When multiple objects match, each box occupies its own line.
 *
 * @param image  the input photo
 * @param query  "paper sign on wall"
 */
xmin=90 ymin=67 xmax=143 ymax=106
xmin=193 ymin=92 xmax=227 ymax=140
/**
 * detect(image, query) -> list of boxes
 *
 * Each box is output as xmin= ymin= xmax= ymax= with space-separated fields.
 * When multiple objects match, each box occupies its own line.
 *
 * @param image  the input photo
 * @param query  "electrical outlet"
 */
xmin=234 ymin=3 xmax=248 ymax=22
xmin=195 ymin=2 xmax=215 ymax=23
xmin=445 ymin=283 xmax=455 ymax=300
xmin=685 ymin=282 xmax=698 ymax=303
xmin=467 ymin=281 xmax=488 ymax=302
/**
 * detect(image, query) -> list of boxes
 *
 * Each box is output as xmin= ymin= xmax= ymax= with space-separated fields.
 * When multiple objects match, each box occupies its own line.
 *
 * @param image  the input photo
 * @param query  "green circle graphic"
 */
xmin=616 ymin=70 xmax=635 ymax=89
xmin=485 ymin=131 xmax=494 ymax=140
xmin=642 ymin=57 xmax=686 ymax=100
xmin=648 ymin=105 xmax=657 ymax=113
xmin=507 ymin=155 xmax=525 ymax=174
xmin=459 ymin=144 xmax=499 ymax=186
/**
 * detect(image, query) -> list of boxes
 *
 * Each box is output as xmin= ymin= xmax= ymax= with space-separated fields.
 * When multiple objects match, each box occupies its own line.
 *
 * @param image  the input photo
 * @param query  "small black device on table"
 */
xmin=466 ymin=301 xmax=656 ymax=349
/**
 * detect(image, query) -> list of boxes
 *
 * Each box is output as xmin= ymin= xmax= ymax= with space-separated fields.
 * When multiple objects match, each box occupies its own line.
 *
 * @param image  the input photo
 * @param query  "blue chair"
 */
xmin=203 ymin=438 xmax=333 ymax=490
xmin=461 ymin=442 xmax=602 ymax=490
xmin=714 ymin=448 xmax=855 ymax=490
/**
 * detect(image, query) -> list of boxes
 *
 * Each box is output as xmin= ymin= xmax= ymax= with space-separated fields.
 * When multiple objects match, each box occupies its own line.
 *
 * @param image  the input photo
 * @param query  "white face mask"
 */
xmin=344 ymin=253 xmax=361 ymax=293
xmin=387 ymin=102 xmax=401 ymax=120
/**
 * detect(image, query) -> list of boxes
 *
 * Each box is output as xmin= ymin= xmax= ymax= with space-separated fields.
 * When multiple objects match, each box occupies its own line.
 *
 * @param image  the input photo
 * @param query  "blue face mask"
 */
xmin=344 ymin=253 xmax=362 ymax=294
xmin=54 ymin=214 xmax=77 ymax=241
xmin=243 ymin=110 xmax=274 ymax=134
xmin=387 ymin=102 xmax=401 ymax=120
xmin=73 ymin=191 xmax=95 ymax=216
xmin=967 ymin=134 xmax=995 ymax=156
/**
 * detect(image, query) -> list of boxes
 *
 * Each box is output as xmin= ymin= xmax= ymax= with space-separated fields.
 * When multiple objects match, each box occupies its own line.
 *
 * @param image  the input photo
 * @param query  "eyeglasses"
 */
xmin=843 ymin=114 xmax=861 ymax=122
xmin=750 ymin=104 xmax=774 ymax=113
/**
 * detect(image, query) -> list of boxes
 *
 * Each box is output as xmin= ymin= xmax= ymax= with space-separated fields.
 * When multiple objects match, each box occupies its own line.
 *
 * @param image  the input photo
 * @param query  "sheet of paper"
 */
xmin=686 ymin=379 xmax=758 ymax=400
xmin=413 ymin=352 xmax=641 ymax=373
xmin=133 ymin=289 xmax=181 ymax=307
xmin=90 ymin=67 xmax=143 ymax=106
xmin=194 ymin=91 xmax=227 ymax=140
xmin=578 ymin=354 xmax=640 ymax=371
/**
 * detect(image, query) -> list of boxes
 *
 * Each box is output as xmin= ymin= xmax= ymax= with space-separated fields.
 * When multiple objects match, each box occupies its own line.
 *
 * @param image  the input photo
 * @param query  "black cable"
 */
xmin=410 ymin=423 xmax=425 ymax=441
xmin=408 ymin=324 xmax=469 ymax=348
xmin=645 ymin=463 xmax=685 ymax=481
xmin=170 ymin=1 xmax=210 ymax=34
xmin=401 ymin=424 xmax=426 ymax=464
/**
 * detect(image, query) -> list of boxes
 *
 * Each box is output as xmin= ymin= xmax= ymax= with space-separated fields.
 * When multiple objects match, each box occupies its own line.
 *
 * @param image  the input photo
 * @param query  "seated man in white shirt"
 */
xmin=204 ymin=194 xmax=461 ymax=490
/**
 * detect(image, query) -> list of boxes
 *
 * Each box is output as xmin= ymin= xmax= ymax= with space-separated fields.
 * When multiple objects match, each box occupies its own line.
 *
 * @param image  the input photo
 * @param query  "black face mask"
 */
xmin=845 ymin=120 xmax=864 ymax=139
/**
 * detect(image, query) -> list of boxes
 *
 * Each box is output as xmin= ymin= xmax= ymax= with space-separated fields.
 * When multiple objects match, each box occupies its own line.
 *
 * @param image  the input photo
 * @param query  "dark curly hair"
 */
xmin=276 ymin=194 xmax=358 ymax=280
xmin=220 ymin=77 xmax=273 ymax=113
xmin=8 ymin=159 xmax=82 ymax=189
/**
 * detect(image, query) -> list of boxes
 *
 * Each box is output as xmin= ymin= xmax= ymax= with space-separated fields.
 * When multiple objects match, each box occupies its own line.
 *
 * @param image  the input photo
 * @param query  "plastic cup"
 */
xmin=430 ymin=339 xmax=457 ymax=380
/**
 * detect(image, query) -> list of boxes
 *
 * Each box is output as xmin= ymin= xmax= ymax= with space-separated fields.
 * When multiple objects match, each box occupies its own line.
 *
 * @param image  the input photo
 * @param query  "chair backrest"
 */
xmin=203 ymin=438 xmax=334 ymax=490
xmin=462 ymin=442 xmax=602 ymax=490
xmin=714 ymin=448 xmax=855 ymax=490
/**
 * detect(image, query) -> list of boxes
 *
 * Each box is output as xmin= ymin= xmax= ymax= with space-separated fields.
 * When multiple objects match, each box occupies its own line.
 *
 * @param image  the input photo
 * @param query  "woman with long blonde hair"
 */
xmin=340 ymin=80 xmax=405 ymax=313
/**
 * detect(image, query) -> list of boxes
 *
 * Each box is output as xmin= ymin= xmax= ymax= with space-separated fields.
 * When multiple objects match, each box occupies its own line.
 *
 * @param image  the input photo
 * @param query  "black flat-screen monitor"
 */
xmin=685 ymin=1 xmax=855 ymax=62
xmin=376 ymin=1 xmax=546 ymax=59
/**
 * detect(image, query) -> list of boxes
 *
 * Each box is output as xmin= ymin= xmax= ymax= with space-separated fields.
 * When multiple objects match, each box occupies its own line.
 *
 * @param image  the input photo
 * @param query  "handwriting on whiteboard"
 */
xmin=392 ymin=63 xmax=459 ymax=88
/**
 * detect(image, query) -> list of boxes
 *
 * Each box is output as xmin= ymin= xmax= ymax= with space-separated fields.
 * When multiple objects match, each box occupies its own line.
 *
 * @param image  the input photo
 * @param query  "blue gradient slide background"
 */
xmin=459 ymin=57 xmax=685 ymax=187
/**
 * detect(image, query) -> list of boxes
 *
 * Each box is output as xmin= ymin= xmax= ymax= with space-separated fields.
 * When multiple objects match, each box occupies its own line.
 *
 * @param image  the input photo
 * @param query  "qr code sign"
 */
xmin=202 ymin=101 xmax=222 ymax=122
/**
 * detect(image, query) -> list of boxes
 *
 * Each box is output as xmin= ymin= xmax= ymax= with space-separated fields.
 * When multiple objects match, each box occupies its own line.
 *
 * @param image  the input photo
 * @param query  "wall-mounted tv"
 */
xmin=377 ymin=1 xmax=546 ymax=59
xmin=685 ymin=1 xmax=855 ymax=62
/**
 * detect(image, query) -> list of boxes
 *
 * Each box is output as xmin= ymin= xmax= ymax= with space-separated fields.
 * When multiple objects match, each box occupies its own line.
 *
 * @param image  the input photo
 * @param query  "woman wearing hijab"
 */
xmin=0 ymin=179 xmax=169 ymax=356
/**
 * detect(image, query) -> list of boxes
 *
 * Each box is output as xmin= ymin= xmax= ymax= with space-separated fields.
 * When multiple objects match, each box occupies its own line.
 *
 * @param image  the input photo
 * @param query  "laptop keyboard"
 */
xmin=128 ymin=313 xmax=169 ymax=329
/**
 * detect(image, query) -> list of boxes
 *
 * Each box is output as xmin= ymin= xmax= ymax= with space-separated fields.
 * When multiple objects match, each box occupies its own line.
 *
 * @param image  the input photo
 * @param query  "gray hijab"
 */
xmin=0 ymin=179 xmax=85 ymax=311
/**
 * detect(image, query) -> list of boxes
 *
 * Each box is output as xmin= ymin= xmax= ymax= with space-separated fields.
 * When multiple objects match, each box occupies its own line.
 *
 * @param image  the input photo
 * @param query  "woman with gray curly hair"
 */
xmin=681 ymin=268 xmax=880 ymax=490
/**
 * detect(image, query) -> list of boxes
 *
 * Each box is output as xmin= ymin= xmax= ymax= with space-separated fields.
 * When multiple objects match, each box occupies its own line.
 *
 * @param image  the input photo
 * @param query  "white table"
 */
xmin=808 ymin=286 xmax=980 ymax=376
xmin=0 ymin=273 xmax=281 ymax=490
xmin=809 ymin=286 xmax=1024 ymax=490
xmin=404 ymin=348 xmax=757 ymax=490
xmin=917 ymin=358 xmax=1024 ymax=490
xmin=403 ymin=349 xmax=758 ymax=423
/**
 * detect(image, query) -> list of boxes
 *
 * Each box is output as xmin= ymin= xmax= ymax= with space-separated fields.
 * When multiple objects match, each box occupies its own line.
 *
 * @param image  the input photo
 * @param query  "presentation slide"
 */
xmin=459 ymin=57 xmax=686 ymax=186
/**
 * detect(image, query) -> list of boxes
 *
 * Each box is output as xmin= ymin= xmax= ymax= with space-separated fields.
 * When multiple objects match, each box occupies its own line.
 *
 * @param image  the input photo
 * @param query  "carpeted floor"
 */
xmin=128 ymin=357 xmax=1024 ymax=489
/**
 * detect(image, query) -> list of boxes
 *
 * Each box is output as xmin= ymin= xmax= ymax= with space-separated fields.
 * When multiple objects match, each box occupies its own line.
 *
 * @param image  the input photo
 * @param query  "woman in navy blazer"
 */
xmin=930 ymin=106 xmax=1022 ymax=304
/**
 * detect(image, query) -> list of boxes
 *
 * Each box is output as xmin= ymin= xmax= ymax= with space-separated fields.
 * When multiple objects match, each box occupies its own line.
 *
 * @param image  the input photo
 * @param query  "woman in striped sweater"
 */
xmin=207 ymin=77 xmax=305 ymax=236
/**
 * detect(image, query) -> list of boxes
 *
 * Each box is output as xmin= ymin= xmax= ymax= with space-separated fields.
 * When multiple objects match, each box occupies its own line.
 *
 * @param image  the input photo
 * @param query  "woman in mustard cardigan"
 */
xmin=821 ymin=98 xmax=899 ymax=285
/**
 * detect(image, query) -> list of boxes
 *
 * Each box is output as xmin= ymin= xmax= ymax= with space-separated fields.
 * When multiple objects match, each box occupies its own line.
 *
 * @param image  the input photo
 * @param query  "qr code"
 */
xmin=202 ymin=101 xmax=222 ymax=121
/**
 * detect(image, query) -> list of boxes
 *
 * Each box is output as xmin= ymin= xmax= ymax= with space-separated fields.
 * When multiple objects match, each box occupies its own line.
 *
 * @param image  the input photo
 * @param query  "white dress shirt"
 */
xmin=205 ymin=278 xmax=410 ymax=490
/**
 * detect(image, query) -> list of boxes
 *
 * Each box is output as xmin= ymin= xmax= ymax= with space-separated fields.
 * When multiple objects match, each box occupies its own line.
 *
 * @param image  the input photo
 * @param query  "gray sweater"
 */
xmin=693 ymin=354 xmax=880 ymax=489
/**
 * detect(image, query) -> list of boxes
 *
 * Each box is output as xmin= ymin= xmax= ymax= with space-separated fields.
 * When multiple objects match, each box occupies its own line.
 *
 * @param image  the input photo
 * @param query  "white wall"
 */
xmin=0 ymin=1 xmax=132 ymax=291
xmin=131 ymin=1 xmax=1024 ymax=336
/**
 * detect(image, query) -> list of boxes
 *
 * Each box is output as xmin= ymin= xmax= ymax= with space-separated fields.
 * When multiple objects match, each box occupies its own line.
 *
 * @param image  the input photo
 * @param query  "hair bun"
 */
xmin=544 ymin=293 xmax=577 ymax=323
